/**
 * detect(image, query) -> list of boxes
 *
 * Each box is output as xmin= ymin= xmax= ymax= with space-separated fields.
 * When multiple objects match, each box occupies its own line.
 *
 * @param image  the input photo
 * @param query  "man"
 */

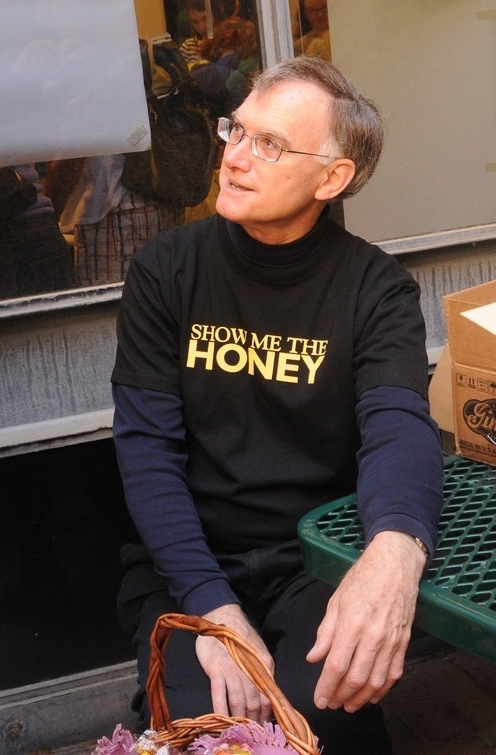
xmin=111 ymin=56 xmax=443 ymax=755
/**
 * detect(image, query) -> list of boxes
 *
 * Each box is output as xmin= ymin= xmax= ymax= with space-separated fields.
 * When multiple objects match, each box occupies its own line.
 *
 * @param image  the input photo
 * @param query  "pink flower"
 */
xmin=95 ymin=724 xmax=136 ymax=755
xmin=190 ymin=722 xmax=300 ymax=755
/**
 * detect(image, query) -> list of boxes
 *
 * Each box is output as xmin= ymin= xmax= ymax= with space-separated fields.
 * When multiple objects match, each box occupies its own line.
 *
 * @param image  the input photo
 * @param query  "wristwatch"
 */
xmin=412 ymin=536 xmax=428 ymax=558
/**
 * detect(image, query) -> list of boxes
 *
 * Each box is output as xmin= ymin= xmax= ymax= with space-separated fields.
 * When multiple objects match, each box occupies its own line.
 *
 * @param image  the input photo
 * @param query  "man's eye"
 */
xmin=232 ymin=123 xmax=244 ymax=135
xmin=259 ymin=137 xmax=280 ymax=152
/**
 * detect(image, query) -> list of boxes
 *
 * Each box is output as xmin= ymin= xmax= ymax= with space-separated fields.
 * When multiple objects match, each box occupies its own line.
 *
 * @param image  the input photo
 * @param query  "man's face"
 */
xmin=304 ymin=0 xmax=329 ymax=34
xmin=216 ymin=81 xmax=333 ymax=245
xmin=189 ymin=9 xmax=208 ymax=39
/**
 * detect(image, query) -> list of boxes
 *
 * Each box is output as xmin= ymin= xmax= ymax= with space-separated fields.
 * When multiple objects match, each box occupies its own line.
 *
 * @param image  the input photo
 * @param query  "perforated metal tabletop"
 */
xmin=298 ymin=455 xmax=496 ymax=665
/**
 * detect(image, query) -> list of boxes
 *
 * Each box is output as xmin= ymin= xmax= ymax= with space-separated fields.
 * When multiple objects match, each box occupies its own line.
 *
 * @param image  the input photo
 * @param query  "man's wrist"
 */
xmin=368 ymin=530 xmax=428 ymax=576
xmin=202 ymin=603 xmax=244 ymax=622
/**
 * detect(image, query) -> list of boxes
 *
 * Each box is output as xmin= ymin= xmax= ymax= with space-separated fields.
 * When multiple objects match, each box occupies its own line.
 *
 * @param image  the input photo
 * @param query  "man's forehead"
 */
xmin=238 ymin=82 xmax=331 ymax=129
xmin=235 ymin=91 xmax=295 ymax=137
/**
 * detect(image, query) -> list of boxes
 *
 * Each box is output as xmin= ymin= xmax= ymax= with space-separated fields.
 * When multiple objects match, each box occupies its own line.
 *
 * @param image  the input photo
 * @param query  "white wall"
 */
xmin=329 ymin=0 xmax=496 ymax=241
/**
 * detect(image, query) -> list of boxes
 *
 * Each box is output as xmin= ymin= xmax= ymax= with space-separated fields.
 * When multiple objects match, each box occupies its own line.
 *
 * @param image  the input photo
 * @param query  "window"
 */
xmin=0 ymin=0 xmax=261 ymax=300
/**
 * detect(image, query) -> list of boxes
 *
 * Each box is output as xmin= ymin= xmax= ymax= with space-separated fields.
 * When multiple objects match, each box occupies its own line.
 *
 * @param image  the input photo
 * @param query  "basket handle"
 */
xmin=146 ymin=613 xmax=319 ymax=755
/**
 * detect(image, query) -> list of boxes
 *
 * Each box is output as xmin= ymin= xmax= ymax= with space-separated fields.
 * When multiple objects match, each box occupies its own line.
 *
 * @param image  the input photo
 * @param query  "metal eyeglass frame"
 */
xmin=217 ymin=117 xmax=334 ymax=163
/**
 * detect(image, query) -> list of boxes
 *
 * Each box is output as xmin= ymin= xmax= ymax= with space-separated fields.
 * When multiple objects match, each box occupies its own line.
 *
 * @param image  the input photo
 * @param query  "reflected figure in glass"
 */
xmin=45 ymin=154 xmax=184 ymax=288
xmin=0 ymin=164 xmax=78 ymax=298
xmin=190 ymin=15 xmax=259 ymax=122
xmin=293 ymin=0 xmax=331 ymax=61
xmin=179 ymin=0 xmax=211 ymax=64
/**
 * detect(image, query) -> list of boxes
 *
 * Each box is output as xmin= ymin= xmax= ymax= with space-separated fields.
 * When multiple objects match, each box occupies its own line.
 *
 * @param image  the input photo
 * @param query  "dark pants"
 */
xmin=118 ymin=540 xmax=392 ymax=755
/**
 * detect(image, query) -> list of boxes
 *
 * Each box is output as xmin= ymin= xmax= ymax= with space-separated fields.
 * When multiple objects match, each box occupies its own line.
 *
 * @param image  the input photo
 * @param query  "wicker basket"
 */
xmin=146 ymin=613 xmax=319 ymax=755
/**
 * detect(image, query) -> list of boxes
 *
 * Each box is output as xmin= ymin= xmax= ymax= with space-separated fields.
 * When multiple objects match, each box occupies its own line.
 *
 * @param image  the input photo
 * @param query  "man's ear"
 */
xmin=315 ymin=158 xmax=355 ymax=201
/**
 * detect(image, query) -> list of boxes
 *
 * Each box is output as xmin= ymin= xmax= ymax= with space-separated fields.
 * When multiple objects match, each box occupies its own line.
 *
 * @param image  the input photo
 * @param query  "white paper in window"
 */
xmin=0 ymin=0 xmax=151 ymax=164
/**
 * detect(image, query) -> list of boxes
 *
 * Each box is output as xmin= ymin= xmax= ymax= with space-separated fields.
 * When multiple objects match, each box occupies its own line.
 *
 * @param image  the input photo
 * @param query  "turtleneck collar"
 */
xmin=225 ymin=205 xmax=331 ymax=268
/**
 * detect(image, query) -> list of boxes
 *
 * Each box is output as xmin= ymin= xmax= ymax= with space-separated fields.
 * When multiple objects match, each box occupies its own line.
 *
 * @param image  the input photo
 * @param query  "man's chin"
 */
xmin=215 ymin=194 xmax=245 ymax=223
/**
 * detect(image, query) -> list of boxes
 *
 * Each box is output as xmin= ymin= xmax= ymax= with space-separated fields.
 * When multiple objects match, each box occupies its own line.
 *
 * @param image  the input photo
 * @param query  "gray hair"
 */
xmin=252 ymin=56 xmax=385 ymax=199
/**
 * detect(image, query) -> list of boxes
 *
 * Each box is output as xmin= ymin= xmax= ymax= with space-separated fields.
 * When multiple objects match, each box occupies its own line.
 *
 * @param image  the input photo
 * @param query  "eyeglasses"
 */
xmin=217 ymin=117 xmax=334 ymax=163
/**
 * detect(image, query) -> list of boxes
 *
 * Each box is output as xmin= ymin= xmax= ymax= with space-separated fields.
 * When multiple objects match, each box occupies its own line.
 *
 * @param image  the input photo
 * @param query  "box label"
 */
xmin=462 ymin=399 xmax=496 ymax=446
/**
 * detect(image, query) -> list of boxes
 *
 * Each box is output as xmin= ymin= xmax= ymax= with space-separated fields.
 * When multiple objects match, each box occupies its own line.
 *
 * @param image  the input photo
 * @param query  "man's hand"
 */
xmin=306 ymin=531 xmax=426 ymax=713
xmin=197 ymin=603 xmax=274 ymax=722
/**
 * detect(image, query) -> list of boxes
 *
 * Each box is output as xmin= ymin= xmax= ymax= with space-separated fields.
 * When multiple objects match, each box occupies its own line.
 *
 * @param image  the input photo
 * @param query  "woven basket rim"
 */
xmin=146 ymin=613 xmax=319 ymax=755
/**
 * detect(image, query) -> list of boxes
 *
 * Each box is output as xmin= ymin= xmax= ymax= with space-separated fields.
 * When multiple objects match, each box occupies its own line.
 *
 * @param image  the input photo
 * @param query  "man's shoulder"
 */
xmin=327 ymin=218 xmax=388 ymax=263
xmin=327 ymin=219 xmax=418 ymax=289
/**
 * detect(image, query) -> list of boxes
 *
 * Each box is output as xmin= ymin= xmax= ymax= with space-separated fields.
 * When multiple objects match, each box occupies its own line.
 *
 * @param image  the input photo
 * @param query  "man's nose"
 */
xmin=224 ymin=135 xmax=254 ymax=164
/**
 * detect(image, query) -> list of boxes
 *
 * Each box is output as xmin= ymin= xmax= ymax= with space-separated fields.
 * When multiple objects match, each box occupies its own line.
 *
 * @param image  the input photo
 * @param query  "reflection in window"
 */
xmin=17 ymin=0 xmax=260 ymax=294
xmin=0 ymin=164 xmax=78 ymax=299
xmin=45 ymin=153 xmax=186 ymax=288
xmin=291 ymin=0 xmax=331 ymax=61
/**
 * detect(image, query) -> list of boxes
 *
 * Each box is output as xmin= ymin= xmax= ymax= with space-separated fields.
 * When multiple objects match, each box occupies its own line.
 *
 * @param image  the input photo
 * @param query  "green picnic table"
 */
xmin=298 ymin=455 xmax=496 ymax=665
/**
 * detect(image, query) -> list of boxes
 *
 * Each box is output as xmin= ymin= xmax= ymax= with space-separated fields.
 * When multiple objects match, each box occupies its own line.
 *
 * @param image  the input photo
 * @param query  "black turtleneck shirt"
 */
xmin=111 ymin=209 xmax=443 ymax=615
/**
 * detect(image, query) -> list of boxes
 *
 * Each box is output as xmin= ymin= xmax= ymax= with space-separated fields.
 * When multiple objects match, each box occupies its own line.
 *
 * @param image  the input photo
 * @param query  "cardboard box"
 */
xmin=443 ymin=280 xmax=496 ymax=466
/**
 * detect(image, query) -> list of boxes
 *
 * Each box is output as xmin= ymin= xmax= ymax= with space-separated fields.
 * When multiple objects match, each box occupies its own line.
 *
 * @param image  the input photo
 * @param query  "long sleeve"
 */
xmin=356 ymin=385 xmax=444 ymax=558
xmin=112 ymin=382 xmax=239 ymax=615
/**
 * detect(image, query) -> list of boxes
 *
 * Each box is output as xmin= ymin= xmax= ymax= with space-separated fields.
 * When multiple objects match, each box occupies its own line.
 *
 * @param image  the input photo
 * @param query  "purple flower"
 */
xmin=190 ymin=722 xmax=300 ymax=755
xmin=95 ymin=724 xmax=137 ymax=755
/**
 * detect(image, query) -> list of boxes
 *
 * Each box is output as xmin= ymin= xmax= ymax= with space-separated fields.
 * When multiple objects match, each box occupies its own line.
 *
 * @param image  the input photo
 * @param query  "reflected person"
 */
xmin=0 ymin=164 xmax=77 ymax=299
xmin=45 ymin=155 xmax=184 ymax=288
xmin=294 ymin=0 xmax=331 ymax=59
